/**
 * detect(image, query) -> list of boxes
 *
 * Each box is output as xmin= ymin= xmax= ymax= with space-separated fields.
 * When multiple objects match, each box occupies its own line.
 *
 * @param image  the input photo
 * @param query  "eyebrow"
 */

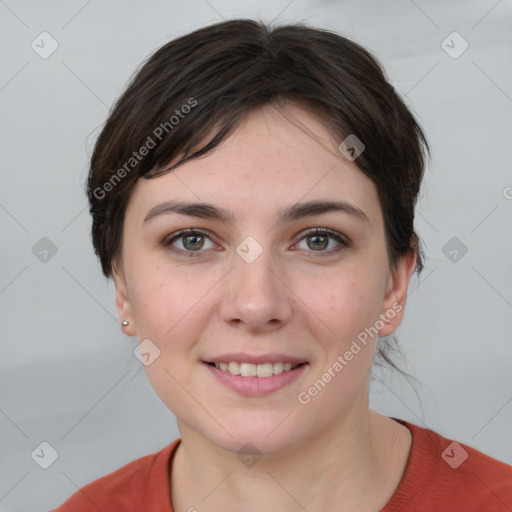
xmin=143 ymin=199 xmax=371 ymax=227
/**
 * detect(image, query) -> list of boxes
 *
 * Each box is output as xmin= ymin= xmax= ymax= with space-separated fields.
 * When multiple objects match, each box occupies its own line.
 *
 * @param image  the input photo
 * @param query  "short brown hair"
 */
xmin=86 ymin=19 xmax=429 ymax=375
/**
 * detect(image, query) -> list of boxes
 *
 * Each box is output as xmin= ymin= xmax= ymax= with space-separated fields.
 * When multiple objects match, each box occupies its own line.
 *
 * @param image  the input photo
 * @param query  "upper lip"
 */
xmin=203 ymin=353 xmax=308 ymax=365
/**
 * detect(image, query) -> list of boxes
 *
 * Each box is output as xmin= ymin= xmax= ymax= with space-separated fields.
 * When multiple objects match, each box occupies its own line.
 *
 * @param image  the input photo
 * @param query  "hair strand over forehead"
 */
xmin=88 ymin=18 xmax=429 ymax=282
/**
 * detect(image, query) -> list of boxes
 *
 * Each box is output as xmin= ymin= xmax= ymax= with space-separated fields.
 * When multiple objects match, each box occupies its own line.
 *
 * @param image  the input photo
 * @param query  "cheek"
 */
xmin=296 ymin=267 xmax=383 ymax=349
xmin=127 ymin=265 xmax=211 ymax=415
xmin=295 ymin=275 xmax=381 ymax=410
xmin=127 ymin=261 xmax=219 ymax=357
xmin=129 ymin=273 xmax=174 ymax=336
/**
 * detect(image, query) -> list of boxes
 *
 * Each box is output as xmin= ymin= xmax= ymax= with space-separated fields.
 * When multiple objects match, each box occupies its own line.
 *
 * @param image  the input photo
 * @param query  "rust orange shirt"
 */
xmin=50 ymin=418 xmax=512 ymax=511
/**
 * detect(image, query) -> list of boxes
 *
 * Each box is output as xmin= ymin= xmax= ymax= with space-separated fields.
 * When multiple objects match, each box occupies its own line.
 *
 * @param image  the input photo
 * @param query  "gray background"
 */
xmin=1 ymin=0 xmax=511 ymax=510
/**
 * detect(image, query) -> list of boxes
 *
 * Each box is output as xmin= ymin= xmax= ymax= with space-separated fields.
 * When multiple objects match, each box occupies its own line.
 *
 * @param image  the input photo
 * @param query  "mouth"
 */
xmin=203 ymin=359 xmax=309 ymax=396
xmin=204 ymin=361 xmax=307 ymax=378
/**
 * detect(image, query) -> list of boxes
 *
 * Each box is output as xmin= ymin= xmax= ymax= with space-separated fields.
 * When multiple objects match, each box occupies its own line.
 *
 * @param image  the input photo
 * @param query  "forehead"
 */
xmin=126 ymin=104 xmax=382 ymax=227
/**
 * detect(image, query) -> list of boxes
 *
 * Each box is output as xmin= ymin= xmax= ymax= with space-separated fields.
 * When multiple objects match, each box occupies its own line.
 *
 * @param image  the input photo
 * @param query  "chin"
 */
xmin=213 ymin=431 xmax=301 ymax=457
xmin=192 ymin=411 xmax=309 ymax=457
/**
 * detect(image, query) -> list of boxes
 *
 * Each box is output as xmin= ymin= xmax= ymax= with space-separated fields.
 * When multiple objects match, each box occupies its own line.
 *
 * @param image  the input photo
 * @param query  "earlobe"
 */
xmin=112 ymin=263 xmax=136 ymax=336
xmin=378 ymin=249 xmax=417 ymax=337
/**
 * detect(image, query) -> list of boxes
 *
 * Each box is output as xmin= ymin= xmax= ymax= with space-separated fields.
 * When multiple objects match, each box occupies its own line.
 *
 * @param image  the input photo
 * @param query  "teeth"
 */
xmin=273 ymin=362 xmax=283 ymax=374
xmin=257 ymin=363 xmax=273 ymax=378
xmin=213 ymin=361 xmax=301 ymax=377
xmin=240 ymin=363 xmax=257 ymax=377
xmin=228 ymin=362 xmax=240 ymax=375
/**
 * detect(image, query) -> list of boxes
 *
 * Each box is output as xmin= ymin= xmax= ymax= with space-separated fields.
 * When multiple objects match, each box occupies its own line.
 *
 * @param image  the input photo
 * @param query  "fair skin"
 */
xmin=113 ymin=103 xmax=417 ymax=512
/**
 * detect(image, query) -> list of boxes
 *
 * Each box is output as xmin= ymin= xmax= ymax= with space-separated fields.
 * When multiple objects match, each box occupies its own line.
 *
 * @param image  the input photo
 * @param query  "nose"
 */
xmin=219 ymin=243 xmax=293 ymax=333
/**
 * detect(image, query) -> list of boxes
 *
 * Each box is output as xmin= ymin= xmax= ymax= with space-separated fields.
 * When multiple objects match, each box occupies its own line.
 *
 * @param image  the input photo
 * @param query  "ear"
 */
xmin=112 ymin=260 xmax=137 ymax=337
xmin=378 ymin=247 xmax=417 ymax=337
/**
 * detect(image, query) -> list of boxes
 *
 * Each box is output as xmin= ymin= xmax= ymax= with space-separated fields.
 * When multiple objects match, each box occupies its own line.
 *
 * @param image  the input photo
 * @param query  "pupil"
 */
xmin=309 ymin=235 xmax=327 ymax=250
xmin=185 ymin=235 xmax=202 ymax=250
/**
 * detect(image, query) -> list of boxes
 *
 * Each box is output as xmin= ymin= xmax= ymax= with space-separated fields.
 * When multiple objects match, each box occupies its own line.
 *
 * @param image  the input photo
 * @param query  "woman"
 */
xmin=52 ymin=18 xmax=512 ymax=512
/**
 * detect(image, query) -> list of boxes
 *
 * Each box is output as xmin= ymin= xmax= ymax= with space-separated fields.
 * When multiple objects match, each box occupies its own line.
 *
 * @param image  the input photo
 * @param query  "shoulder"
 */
xmin=384 ymin=419 xmax=512 ymax=511
xmin=49 ymin=440 xmax=180 ymax=512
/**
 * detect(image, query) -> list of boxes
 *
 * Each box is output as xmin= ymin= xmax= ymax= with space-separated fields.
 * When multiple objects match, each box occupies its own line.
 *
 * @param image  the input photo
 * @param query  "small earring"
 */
xmin=121 ymin=320 xmax=129 ymax=327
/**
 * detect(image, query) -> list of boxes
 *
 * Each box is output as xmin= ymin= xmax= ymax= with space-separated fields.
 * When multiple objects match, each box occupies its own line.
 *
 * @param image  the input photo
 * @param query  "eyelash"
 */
xmin=162 ymin=228 xmax=350 ymax=258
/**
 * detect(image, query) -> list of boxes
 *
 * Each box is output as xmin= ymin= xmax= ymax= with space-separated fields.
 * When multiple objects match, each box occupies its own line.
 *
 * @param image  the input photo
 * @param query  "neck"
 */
xmin=170 ymin=405 xmax=411 ymax=512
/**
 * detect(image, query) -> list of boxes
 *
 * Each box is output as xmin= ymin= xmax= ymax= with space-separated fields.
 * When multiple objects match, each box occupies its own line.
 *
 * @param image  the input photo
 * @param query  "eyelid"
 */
xmin=293 ymin=227 xmax=350 ymax=255
xmin=163 ymin=228 xmax=217 ymax=250
xmin=297 ymin=227 xmax=350 ymax=244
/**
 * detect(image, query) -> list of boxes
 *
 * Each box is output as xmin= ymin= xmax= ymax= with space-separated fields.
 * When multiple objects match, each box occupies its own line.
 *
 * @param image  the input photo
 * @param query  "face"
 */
xmin=114 ymin=103 xmax=416 ymax=455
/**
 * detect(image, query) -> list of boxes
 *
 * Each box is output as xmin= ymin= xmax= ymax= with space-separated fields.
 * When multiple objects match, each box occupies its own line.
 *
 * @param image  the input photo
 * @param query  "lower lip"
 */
xmin=204 ymin=363 xmax=308 ymax=396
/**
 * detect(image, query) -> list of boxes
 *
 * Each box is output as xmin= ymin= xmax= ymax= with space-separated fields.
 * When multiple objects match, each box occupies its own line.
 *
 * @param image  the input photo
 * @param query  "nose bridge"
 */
xmin=233 ymin=233 xmax=281 ymax=295
xmin=221 ymin=233 xmax=292 ymax=329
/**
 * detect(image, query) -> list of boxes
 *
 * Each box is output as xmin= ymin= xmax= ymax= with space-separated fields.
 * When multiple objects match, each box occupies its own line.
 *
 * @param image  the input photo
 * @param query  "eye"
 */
xmin=163 ymin=227 xmax=350 ymax=258
xmin=294 ymin=228 xmax=350 ymax=254
xmin=163 ymin=229 xmax=216 ymax=257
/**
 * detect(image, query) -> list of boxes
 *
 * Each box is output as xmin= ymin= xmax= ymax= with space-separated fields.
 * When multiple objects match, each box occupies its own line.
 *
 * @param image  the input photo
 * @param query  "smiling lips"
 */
xmin=205 ymin=358 xmax=308 ymax=396
xmin=203 ymin=353 xmax=308 ymax=394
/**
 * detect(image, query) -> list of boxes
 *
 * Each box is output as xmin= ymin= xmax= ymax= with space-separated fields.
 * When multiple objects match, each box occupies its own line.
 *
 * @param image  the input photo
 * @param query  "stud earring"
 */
xmin=121 ymin=320 xmax=129 ymax=327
